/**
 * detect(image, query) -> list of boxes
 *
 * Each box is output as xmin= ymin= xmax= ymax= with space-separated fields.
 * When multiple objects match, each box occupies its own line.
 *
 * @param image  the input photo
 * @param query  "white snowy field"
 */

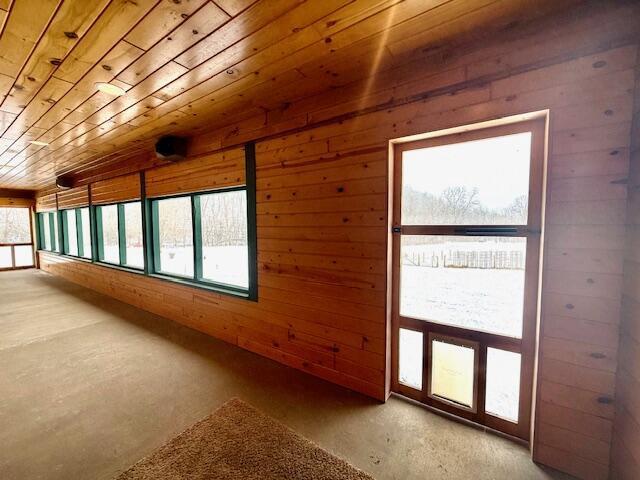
xmin=400 ymin=266 xmax=525 ymax=338
xmin=159 ymin=245 xmax=248 ymax=287
xmin=103 ymin=245 xmax=249 ymax=288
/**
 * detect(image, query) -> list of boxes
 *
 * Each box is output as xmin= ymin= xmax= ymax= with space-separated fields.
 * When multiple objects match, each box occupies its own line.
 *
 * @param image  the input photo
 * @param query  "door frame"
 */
xmin=389 ymin=117 xmax=547 ymax=441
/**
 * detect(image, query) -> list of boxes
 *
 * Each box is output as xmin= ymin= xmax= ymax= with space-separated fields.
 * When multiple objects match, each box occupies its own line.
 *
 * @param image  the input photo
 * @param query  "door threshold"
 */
xmin=391 ymin=392 xmax=530 ymax=448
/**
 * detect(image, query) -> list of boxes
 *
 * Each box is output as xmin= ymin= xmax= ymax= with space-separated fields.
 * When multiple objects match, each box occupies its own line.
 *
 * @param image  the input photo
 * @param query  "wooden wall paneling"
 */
xmin=0 ymin=196 xmax=34 ymax=207
xmin=90 ymin=172 xmax=141 ymax=205
xmin=610 ymin=47 xmax=640 ymax=480
xmin=35 ymin=192 xmax=56 ymax=212
xmin=55 ymin=185 xmax=88 ymax=209
xmin=145 ymin=147 xmax=245 ymax=197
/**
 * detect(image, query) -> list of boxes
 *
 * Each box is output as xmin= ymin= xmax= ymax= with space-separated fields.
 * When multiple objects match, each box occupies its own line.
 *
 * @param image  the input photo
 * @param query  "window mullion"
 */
xmin=151 ymin=200 xmax=160 ymax=273
xmin=76 ymin=209 xmax=84 ymax=258
xmin=118 ymin=204 xmax=127 ymax=266
xmin=95 ymin=207 xmax=104 ymax=261
xmin=61 ymin=211 xmax=69 ymax=254
xmin=192 ymin=195 xmax=202 ymax=281
xmin=90 ymin=206 xmax=98 ymax=262
xmin=48 ymin=212 xmax=55 ymax=252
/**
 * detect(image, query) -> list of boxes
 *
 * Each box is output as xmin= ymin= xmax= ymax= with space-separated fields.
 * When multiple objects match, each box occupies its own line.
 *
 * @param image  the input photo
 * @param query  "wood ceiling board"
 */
xmin=21 ymin=4 xmax=335 ymax=172
xmin=1 ymin=0 xmax=420 ymax=182
xmin=0 ymin=0 xmax=60 ymax=80
xmin=125 ymin=0 xmax=210 ymax=51
xmin=0 ymin=0 xmax=111 ymax=115
xmin=174 ymin=0 xmax=305 ymax=69
xmin=157 ymin=0 xmax=349 ymax=100
xmin=0 ymin=0 xmax=582 ymax=189
xmin=53 ymin=0 xmax=158 ymax=84
xmin=212 ymin=0 xmax=259 ymax=17
xmin=2 ymin=76 xmax=73 ymax=140
xmin=116 ymin=2 xmax=230 ymax=85
xmin=32 ymin=41 xmax=144 ymax=130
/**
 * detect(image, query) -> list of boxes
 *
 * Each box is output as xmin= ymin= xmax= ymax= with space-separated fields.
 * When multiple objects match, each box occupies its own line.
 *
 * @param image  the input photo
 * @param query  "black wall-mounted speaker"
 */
xmin=155 ymin=135 xmax=188 ymax=161
xmin=56 ymin=175 xmax=73 ymax=189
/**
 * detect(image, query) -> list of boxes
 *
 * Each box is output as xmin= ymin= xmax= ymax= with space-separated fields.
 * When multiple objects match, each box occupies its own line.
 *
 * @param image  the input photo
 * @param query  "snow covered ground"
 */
xmin=400 ymin=266 xmax=525 ymax=337
xmin=156 ymin=245 xmax=248 ymax=287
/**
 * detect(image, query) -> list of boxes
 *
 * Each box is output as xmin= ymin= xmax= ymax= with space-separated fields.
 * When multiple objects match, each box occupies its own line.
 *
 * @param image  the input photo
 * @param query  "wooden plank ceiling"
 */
xmin=0 ymin=0 xmax=577 ymax=190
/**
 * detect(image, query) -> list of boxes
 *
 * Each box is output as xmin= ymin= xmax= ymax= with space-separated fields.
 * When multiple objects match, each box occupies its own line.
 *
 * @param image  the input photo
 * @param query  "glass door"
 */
xmin=391 ymin=119 xmax=545 ymax=440
xmin=0 ymin=206 xmax=35 ymax=271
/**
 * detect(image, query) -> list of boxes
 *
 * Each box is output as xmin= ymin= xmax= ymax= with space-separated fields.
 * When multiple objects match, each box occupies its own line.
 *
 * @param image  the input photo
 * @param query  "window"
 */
xmin=61 ymin=208 xmax=91 ymax=259
xmin=1 ymin=206 xmax=34 ymax=270
xmin=150 ymin=188 xmax=251 ymax=294
xmin=154 ymin=196 xmax=194 ymax=277
xmin=81 ymin=208 xmax=92 ymax=259
xmin=200 ymin=190 xmax=248 ymax=288
xmin=96 ymin=201 xmax=143 ymax=269
xmin=97 ymin=204 xmax=120 ymax=264
xmin=124 ymin=202 xmax=144 ymax=269
xmin=37 ymin=212 xmax=57 ymax=252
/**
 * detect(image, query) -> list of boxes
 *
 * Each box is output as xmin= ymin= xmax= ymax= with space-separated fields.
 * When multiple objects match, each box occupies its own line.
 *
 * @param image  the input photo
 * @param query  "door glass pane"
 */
xmin=200 ymin=190 xmax=248 ymax=288
xmin=156 ymin=197 xmax=193 ymax=277
xmin=80 ymin=208 xmax=92 ymax=259
xmin=65 ymin=210 xmax=78 ymax=256
xmin=0 ymin=246 xmax=11 ymax=268
xmin=99 ymin=205 xmax=120 ymax=264
xmin=400 ymin=235 xmax=526 ymax=338
xmin=402 ymin=132 xmax=531 ymax=225
xmin=0 ymin=207 xmax=31 ymax=243
xmin=14 ymin=245 xmax=34 ymax=267
xmin=52 ymin=213 xmax=59 ymax=252
xmin=430 ymin=338 xmax=475 ymax=408
xmin=399 ymin=328 xmax=423 ymax=390
xmin=0 ymin=247 xmax=13 ymax=268
xmin=42 ymin=214 xmax=51 ymax=250
xmin=486 ymin=348 xmax=521 ymax=423
xmin=124 ymin=202 xmax=143 ymax=269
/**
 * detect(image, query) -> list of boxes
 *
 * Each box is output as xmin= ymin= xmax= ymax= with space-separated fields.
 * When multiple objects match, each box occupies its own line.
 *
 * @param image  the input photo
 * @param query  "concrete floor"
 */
xmin=0 ymin=269 xmax=573 ymax=480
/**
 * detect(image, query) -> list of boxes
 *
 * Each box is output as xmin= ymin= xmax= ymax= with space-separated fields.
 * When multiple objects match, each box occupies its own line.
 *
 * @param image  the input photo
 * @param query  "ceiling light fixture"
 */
xmin=96 ymin=82 xmax=126 ymax=96
xmin=29 ymin=140 xmax=49 ymax=146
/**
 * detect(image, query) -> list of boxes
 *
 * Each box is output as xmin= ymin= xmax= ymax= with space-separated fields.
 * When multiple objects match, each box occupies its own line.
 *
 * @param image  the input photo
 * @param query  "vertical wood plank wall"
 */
xmin=610 ymin=51 xmax=640 ymax=480
xmin=36 ymin=6 xmax=640 ymax=480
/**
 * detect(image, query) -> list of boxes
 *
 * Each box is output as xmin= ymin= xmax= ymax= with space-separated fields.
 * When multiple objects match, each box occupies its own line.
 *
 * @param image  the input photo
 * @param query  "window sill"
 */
xmin=94 ymin=261 xmax=145 ymax=275
xmin=148 ymin=272 xmax=253 ymax=300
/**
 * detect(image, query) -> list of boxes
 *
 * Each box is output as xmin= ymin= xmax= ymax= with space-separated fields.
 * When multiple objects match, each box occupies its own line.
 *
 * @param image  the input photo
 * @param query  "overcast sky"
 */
xmin=402 ymin=132 xmax=532 ymax=210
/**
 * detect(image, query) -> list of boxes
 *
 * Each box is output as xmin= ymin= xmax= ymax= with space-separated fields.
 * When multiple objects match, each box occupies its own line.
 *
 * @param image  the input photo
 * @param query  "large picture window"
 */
xmin=37 ymin=211 xmax=58 ymax=253
xmin=61 ymin=208 xmax=91 ymax=259
xmin=150 ymin=187 xmax=250 ymax=294
xmin=96 ymin=201 xmax=143 ymax=269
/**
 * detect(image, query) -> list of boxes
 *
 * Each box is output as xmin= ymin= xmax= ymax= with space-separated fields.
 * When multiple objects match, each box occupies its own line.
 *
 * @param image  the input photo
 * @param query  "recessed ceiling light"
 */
xmin=29 ymin=140 xmax=49 ymax=146
xmin=96 ymin=82 xmax=126 ymax=96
